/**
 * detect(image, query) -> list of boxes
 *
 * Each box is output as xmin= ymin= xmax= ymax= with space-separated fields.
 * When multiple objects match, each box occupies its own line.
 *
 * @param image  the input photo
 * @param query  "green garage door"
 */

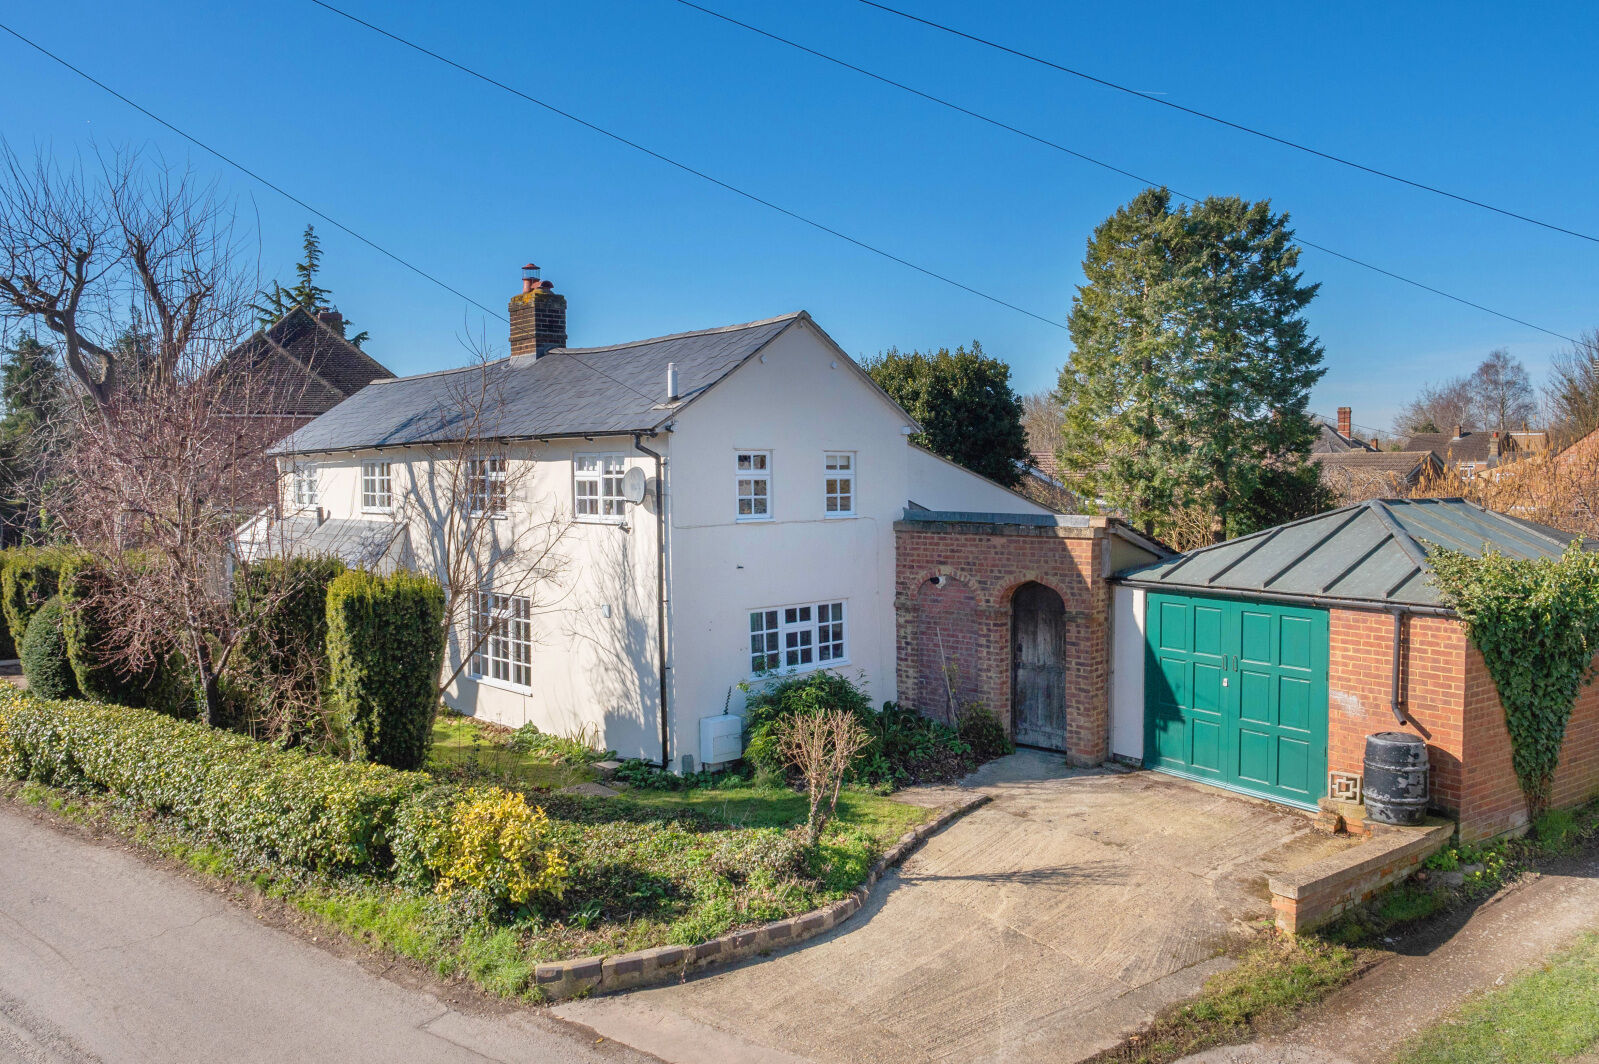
xmin=1144 ymin=593 xmax=1328 ymax=809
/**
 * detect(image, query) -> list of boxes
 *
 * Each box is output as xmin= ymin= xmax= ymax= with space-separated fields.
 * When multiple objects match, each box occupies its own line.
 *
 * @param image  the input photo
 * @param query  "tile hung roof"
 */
xmin=1116 ymin=497 xmax=1593 ymax=610
xmin=273 ymin=312 xmax=804 ymax=455
xmin=220 ymin=305 xmax=395 ymax=417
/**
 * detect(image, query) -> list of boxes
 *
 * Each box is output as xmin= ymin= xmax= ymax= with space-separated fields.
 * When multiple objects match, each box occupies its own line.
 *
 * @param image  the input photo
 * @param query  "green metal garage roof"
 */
xmin=1115 ymin=498 xmax=1593 ymax=611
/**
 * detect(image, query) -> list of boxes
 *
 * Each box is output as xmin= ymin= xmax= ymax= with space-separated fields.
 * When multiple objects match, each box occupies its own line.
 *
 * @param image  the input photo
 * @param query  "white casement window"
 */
xmin=361 ymin=459 xmax=393 ymax=511
xmin=574 ymin=454 xmax=626 ymax=520
xmin=736 ymin=451 xmax=771 ymax=520
xmin=468 ymin=455 xmax=508 ymax=515
xmin=824 ymin=452 xmax=855 ymax=516
xmin=291 ymin=463 xmax=318 ymax=507
xmin=471 ymin=590 xmax=532 ymax=688
xmin=749 ymin=600 xmax=847 ymax=673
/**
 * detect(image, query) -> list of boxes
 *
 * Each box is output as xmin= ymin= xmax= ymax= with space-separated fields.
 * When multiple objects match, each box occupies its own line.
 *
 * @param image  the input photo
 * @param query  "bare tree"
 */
xmin=1020 ymin=390 xmax=1063 ymax=455
xmin=1545 ymin=330 xmax=1599 ymax=445
xmin=1393 ymin=374 xmax=1475 ymax=437
xmin=0 ymin=143 xmax=248 ymax=408
xmin=775 ymin=708 xmax=871 ymax=846
xmin=1470 ymin=348 xmax=1537 ymax=434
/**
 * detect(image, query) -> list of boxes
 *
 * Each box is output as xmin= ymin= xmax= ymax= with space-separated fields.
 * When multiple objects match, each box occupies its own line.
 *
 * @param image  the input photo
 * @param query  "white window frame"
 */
xmin=824 ymin=451 xmax=855 ymax=517
xmin=467 ymin=454 xmax=508 ymax=517
xmin=291 ymin=462 xmax=319 ymax=508
xmin=361 ymin=459 xmax=393 ymax=512
xmin=574 ymin=453 xmax=627 ymax=522
xmin=470 ymin=589 xmax=532 ymax=690
xmin=748 ymin=599 xmax=847 ymax=675
xmin=735 ymin=450 xmax=772 ymax=522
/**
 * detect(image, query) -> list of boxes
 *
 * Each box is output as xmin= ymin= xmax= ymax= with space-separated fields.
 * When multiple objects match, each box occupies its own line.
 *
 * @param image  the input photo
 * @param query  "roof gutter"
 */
xmin=1111 ymin=580 xmax=1457 ymax=618
xmin=632 ymin=432 xmax=671 ymax=771
xmin=269 ymin=429 xmax=669 ymax=459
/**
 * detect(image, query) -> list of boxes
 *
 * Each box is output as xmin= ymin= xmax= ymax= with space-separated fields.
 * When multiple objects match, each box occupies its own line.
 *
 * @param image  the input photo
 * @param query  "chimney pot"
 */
xmin=1336 ymin=406 xmax=1352 ymax=439
xmin=521 ymin=263 xmax=540 ymax=294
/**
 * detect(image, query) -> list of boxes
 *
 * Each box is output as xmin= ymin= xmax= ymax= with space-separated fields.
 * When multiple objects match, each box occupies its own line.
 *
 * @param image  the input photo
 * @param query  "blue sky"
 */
xmin=7 ymin=1 xmax=1596 ymax=436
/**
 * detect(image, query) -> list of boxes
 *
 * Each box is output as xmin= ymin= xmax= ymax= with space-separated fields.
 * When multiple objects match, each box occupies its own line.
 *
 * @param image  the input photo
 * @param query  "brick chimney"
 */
xmin=508 ymin=263 xmax=567 ymax=360
xmin=316 ymin=308 xmax=344 ymax=335
xmin=1336 ymin=407 xmax=1352 ymax=439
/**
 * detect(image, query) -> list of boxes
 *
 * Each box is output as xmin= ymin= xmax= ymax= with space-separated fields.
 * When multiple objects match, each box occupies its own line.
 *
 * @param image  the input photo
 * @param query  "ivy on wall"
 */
xmin=1430 ymin=543 xmax=1599 ymax=815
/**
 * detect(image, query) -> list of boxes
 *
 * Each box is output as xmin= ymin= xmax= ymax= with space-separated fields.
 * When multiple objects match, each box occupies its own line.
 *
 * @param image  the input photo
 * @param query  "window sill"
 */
xmin=823 ymin=512 xmax=857 ymax=520
xmin=749 ymin=659 xmax=850 ymax=681
xmin=361 ymin=507 xmax=395 ymax=516
xmin=469 ymin=511 xmax=510 ymax=521
xmin=575 ymin=515 xmax=626 ymax=526
xmin=735 ymin=515 xmax=774 ymax=524
xmin=469 ymin=673 xmax=534 ymax=696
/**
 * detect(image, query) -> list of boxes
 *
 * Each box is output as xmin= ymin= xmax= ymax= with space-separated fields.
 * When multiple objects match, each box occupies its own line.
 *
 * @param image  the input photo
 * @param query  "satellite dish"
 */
xmin=622 ymin=466 xmax=648 ymax=505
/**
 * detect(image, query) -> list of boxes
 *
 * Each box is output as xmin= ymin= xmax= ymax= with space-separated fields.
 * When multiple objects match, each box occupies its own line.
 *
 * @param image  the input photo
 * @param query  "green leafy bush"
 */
xmin=59 ymin=555 xmax=159 ymax=707
xmin=1 ymin=547 xmax=75 ymax=649
xmin=327 ymin=569 xmax=446 ymax=771
xmin=0 ymin=548 xmax=18 ymax=659
xmin=19 ymin=596 xmax=77 ymax=700
xmin=956 ymin=702 xmax=1014 ymax=762
xmin=0 ymin=687 xmax=427 ymax=871
xmin=743 ymin=673 xmax=973 ymax=787
xmin=1430 ymin=543 xmax=1599 ymax=814
xmin=232 ymin=556 xmax=347 ymax=742
xmin=391 ymin=784 xmax=568 ymax=905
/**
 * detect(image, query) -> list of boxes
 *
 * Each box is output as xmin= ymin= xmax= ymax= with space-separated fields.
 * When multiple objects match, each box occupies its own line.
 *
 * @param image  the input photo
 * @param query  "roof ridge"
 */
xmin=551 ymin=311 xmax=804 ymax=355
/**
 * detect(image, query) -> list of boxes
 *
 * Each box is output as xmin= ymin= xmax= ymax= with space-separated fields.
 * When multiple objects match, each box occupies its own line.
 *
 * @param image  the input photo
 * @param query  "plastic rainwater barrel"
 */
xmin=1364 ymin=731 xmax=1429 ymax=826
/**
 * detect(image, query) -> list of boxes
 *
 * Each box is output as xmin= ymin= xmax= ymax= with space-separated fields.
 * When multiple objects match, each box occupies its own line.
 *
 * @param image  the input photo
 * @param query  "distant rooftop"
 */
xmin=1116 ymin=498 xmax=1593 ymax=610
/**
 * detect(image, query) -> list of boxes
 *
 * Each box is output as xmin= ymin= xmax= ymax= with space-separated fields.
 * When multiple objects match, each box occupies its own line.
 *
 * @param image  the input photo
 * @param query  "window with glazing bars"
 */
xmin=471 ymin=590 xmax=531 ymax=687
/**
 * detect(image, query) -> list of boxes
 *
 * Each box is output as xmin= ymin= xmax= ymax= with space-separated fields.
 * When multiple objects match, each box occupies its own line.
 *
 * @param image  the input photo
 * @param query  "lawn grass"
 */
xmin=427 ymin=713 xmax=598 ymax=791
xmin=1389 ymin=932 xmax=1599 ymax=1064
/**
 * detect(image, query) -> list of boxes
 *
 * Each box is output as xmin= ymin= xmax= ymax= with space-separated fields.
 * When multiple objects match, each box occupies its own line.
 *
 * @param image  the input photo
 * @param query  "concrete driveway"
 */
xmin=558 ymin=751 xmax=1357 ymax=1064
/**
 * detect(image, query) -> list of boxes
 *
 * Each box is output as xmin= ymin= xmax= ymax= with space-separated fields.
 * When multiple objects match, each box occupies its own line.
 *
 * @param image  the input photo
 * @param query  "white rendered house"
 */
xmin=256 ymin=269 xmax=1051 ymax=767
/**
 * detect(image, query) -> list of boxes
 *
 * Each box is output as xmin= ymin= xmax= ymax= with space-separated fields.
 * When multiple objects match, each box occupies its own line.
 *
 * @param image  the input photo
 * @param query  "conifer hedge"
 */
xmin=19 ymin=596 xmax=77 ymax=700
xmin=326 ymin=569 xmax=446 ymax=771
xmin=1 ymin=547 xmax=76 ymax=650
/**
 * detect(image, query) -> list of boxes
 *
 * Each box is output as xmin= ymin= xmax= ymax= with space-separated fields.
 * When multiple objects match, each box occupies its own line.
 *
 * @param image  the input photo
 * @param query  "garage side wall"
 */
xmin=893 ymin=517 xmax=1110 ymax=765
xmin=1327 ymin=610 xmax=1468 ymax=817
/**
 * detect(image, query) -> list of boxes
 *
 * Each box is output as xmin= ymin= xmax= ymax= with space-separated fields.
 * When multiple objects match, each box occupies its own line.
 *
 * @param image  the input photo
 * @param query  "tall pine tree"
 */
xmin=0 ymin=336 xmax=65 ymax=545
xmin=1056 ymin=189 xmax=1324 ymax=541
xmin=252 ymin=224 xmax=369 ymax=346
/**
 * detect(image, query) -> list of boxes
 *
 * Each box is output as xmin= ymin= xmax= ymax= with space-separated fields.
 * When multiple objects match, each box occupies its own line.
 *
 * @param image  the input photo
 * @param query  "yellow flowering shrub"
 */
xmin=429 ymin=787 xmax=568 ymax=904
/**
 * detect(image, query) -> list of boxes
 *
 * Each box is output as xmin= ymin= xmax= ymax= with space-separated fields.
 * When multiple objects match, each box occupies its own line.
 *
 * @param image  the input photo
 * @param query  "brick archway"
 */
xmin=895 ymin=513 xmax=1114 ymax=765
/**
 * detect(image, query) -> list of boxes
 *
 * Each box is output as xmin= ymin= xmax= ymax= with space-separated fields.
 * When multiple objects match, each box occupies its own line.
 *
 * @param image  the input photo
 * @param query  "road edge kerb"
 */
xmin=533 ymin=791 xmax=992 ymax=1001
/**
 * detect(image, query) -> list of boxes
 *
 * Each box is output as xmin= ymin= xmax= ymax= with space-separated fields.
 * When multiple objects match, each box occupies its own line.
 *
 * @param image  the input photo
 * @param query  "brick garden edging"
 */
xmin=1269 ymin=818 xmax=1454 ymax=934
xmin=532 ymin=792 xmax=991 ymax=1000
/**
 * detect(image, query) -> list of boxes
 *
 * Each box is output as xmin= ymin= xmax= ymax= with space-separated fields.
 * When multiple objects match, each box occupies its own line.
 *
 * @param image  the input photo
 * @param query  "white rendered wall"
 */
xmin=906 ymin=446 xmax=1053 ymax=515
xmin=1109 ymin=584 xmax=1146 ymax=762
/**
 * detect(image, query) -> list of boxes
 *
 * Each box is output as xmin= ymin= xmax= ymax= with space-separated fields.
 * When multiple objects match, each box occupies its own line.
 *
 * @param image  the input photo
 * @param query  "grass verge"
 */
xmin=427 ymin=714 xmax=598 ymax=791
xmin=1389 ymin=932 xmax=1599 ymax=1064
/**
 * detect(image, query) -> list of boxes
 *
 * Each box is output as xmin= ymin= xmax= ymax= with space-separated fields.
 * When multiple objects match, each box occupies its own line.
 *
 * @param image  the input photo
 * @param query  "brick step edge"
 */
xmin=533 ymin=791 xmax=992 ymax=1001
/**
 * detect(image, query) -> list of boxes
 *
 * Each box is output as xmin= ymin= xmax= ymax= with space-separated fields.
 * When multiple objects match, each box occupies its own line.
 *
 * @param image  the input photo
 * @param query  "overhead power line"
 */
xmin=304 ymin=0 xmax=1066 ymax=331
xmin=854 ymin=0 xmax=1599 ymax=245
xmin=0 ymin=21 xmax=688 ymax=405
xmin=669 ymin=0 xmax=1579 ymax=345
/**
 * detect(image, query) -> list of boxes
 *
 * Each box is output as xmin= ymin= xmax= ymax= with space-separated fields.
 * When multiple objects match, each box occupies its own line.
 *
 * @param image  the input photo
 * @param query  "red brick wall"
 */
xmin=1327 ymin=610 xmax=1467 ymax=816
xmin=894 ymin=519 xmax=1110 ymax=765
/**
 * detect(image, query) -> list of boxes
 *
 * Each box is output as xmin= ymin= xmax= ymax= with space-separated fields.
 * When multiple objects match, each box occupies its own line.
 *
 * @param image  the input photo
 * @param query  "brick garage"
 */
xmin=1118 ymin=499 xmax=1599 ymax=842
xmin=893 ymin=511 xmax=1163 ymax=765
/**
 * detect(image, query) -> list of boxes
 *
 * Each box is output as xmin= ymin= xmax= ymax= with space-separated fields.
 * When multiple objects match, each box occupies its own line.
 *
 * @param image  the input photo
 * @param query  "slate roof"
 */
xmin=1116 ymin=497 xmax=1593 ymax=610
xmin=236 ymin=515 xmax=413 ymax=574
xmin=1403 ymin=429 xmax=1500 ymax=465
xmin=1310 ymin=414 xmax=1377 ymax=454
xmin=217 ymin=306 xmax=394 ymax=417
xmin=273 ymin=312 xmax=806 ymax=455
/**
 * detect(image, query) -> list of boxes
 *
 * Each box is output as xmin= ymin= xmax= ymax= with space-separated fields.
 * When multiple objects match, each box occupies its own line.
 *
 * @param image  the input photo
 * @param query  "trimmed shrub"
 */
xmin=0 ymin=549 xmax=17 ymax=659
xmin=0 ymin=687 xmax=428 ymax=871
xmin=743 ymin=672 xmax=973 ymax=787
xmin=59 ymin=555 xmax=158 ymax=707
xmin=1 ymin=547 xmax=74 ymax=649
xmin=232 ymin=556 xmax=347 ymax=742
xmin=391 ymin=785 xmax=568 ymax=905
xmin=957 ymin=702 xmax=1014 ymax=762
xmin=19 ymin=596 xmax=77 ymax=700
xmin=327 ymin=569 xmax=446 ymax=771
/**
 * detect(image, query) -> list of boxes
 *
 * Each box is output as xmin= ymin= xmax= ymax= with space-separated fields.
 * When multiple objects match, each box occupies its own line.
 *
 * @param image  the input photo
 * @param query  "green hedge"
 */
xmin=19 ymin=596 xmax=77 ymax=700
xmin=0 ymin=549 xmax=17 ymax=659
xmin=327 ymin=570 xmax=446 ymax=771
xmin=1 ymin=547 xmax=75 ymax=650
xmin=0 ymin=687 xmax=428 ymax=871
xmin=60 ymin=555 xmax=156 ymax=707
xmin=232 ymin=556 xmax=347 ymax=740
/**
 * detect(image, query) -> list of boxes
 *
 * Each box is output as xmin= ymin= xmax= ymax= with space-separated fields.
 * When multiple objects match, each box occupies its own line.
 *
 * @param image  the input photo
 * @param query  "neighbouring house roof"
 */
xmin=1310 ymin=415 xmax=1378 ymax=454
xmin=1311 ymin=449 xmax=1442 ymax=495
xmin=899 ymin=508 xmax=1172 ymax=557
xmin=1402 ymin=429 xmax=1502 ymax=466
xmin=1115 ymin=497 xmax=1593 ymax=610
xmin=236 ymin=514 xmax=413 ymax=574
xmin=271 ymin=311 xmax=889 ymax=455
xmin=216 ymin=305 xmax=395 ymax=418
